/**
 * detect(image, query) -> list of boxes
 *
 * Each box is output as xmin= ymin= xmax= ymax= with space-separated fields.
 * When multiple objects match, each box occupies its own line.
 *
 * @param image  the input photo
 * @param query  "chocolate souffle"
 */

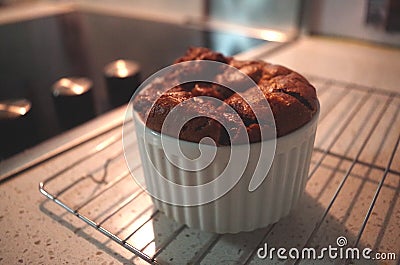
xmin=133 ymin=47 xmax=318 ymax=144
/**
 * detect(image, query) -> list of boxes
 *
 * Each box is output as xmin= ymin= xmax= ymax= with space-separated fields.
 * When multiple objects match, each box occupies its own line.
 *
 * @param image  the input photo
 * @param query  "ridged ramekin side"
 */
xmin=133 ymin=112 xmax=318 ymax=233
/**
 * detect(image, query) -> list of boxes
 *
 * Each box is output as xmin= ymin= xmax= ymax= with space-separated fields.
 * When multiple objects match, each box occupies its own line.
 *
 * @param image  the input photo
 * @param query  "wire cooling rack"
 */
xmin=39 ymin=75 xmax=400 ymax=265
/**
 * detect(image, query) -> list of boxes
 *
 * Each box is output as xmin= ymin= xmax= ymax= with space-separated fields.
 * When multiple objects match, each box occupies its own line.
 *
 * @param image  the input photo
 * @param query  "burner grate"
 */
xmin=39 ymin=75 xmax=400 ymax=264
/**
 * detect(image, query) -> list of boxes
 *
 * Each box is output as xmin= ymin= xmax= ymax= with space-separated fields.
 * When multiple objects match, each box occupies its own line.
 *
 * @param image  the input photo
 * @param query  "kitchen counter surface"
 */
xmin=0 ymin=137 xmax=147 ymax=265
xmin=1 ymin=36 xmax=399 ymax=265
xmin=265 ymin=36 xmax=400 ymax=93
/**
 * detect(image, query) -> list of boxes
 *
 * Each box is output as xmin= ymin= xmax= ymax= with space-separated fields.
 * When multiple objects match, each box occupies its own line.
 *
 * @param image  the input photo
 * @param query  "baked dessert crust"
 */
xmin=133 ymin=47 xmax=318 ymax=145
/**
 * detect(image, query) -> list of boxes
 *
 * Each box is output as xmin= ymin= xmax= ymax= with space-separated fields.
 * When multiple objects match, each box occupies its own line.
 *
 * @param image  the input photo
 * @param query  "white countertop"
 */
xmin=264 ymin=36 xmax=400 ymax=93
xmin=1 ymin=36 xmax=399 ymax=265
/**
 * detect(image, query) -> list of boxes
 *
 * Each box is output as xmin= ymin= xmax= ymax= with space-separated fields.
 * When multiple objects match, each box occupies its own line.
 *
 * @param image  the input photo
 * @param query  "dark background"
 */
xmin=0 ymin=11 xmax=265 ymax=158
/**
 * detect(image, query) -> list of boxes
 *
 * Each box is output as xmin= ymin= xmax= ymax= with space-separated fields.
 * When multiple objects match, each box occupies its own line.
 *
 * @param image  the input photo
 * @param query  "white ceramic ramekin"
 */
xmin=133 ymin=108 xmax=319 ymax=234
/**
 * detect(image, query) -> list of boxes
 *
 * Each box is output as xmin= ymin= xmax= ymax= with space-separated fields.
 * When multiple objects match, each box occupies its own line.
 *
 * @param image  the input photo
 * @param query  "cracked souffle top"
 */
xmin=133 ymin=47 xmax=319 ymax=145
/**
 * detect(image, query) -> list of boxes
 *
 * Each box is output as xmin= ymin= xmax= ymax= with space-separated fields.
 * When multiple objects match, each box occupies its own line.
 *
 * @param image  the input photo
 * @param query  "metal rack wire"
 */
xmin=39 ymin=75 xmax=400 ymax=265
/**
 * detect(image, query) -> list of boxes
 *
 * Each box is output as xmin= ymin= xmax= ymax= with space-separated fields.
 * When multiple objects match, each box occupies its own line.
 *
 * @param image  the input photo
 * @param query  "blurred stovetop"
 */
xmin=0 ymin=10 xmax=266 ymax=159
